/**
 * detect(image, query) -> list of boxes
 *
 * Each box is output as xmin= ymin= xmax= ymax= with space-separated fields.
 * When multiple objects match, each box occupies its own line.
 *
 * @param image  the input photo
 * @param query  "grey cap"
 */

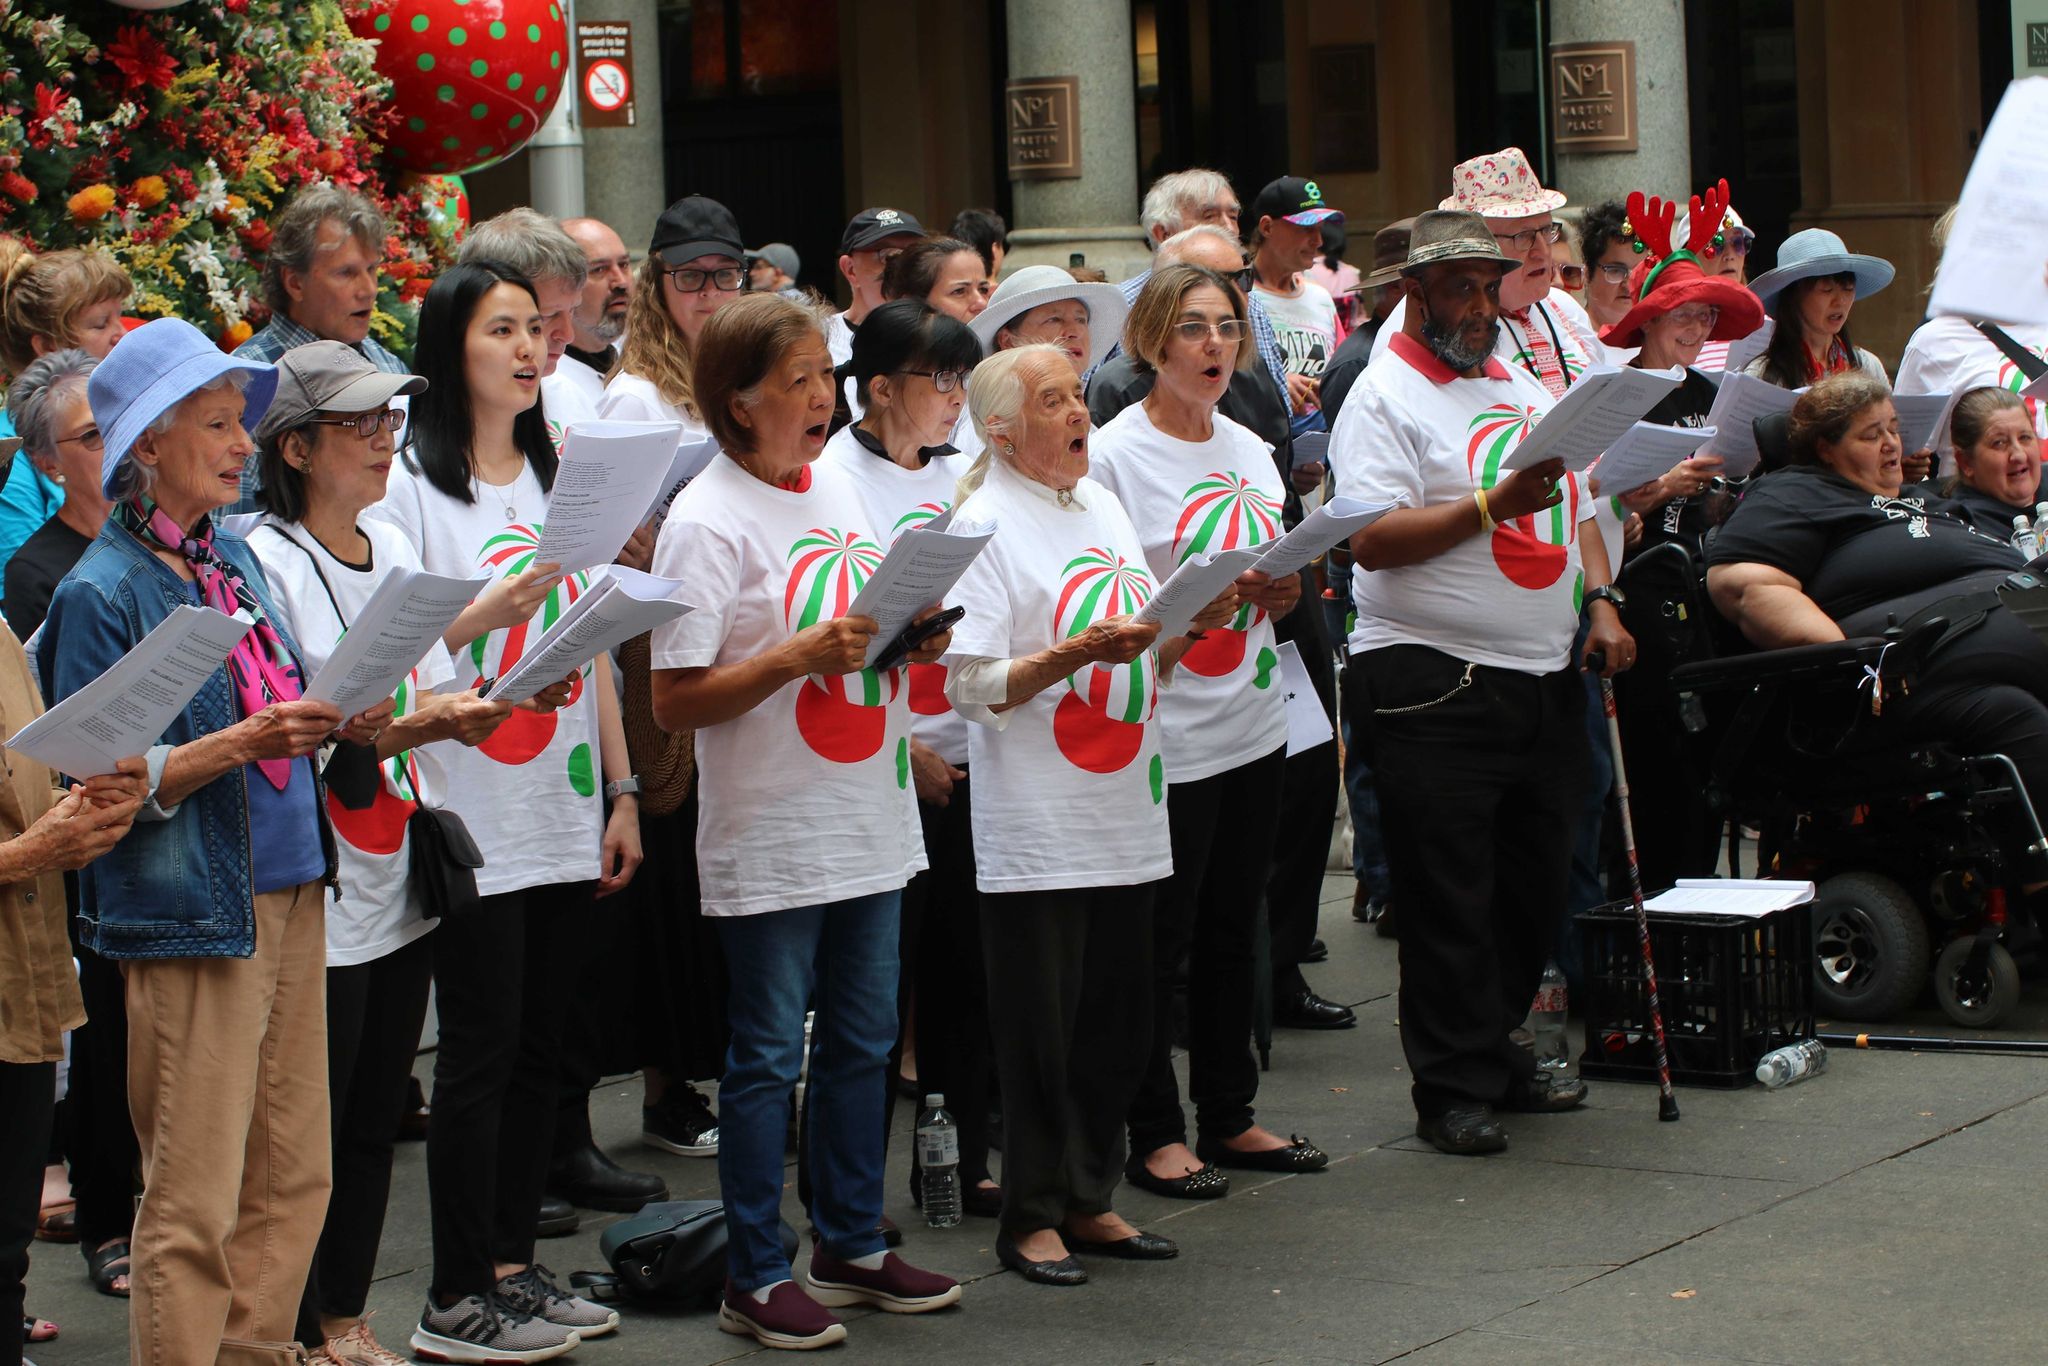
xmin=1402 ymin=210 xmax=1516 ymax=273
xmin=749 ymin=242 xmax=800 ymax=279
xmin=253 ymin=341 xmax=425 ymax=445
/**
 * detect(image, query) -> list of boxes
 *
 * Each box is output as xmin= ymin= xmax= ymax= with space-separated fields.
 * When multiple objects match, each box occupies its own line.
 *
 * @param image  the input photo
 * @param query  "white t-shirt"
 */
xmin=1089 ymin=403 xmax=1288 ymax=782
xmin=815 ymin=424 xmax=972 ymax=765
xmin=1254 ymin=276 xmax=1340 ymax=380
xmin=1331 ymin=331 xmax=1597 ymax=673
xmin=366 ymin=456 xmax=606 ymax=895
xmin=1897 ymin=315 xmax=2048 ymax=445
xmin=944 ymin=460 xmax=1173 ymax=893
xmin=597 ymin=371 xmax=715 ymax=522
xmin=649 ymin=454 xmax=926 ymax=916
xmin=1371 ymin=289 xmax=1609 ymax=389
xmin=542 ymin=358 xmax=605 ymax=450
xmin=824 ymin=311 xmax=856 ymax=367
xmin=249 ymin=515 xmax=457 ymax=966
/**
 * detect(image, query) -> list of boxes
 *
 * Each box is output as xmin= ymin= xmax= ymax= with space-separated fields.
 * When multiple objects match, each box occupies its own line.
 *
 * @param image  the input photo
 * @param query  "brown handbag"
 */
xmin=618 ymin=631 xmax=695 ymax=815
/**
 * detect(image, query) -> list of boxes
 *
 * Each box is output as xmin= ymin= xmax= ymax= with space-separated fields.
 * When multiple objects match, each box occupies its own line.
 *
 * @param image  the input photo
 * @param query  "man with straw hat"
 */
xmin=1369 ymin=149 xmax=1608 ymax=397
xmin=1329 ymin=210 xmax=1634 ymax=1157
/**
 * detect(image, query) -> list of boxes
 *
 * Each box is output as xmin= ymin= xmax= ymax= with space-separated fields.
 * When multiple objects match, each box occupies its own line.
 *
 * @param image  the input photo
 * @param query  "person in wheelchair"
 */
xmin=1920 ymin=385 xmax=2042 ymax=540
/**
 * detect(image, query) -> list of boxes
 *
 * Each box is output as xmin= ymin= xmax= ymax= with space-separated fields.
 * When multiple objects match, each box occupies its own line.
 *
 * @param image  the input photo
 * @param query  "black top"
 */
xmin=1924 ymin=481 xmax=2033 ymax=541
xmin=4 ymin=514 xmax=92 ymax=641
xmin=1707 ymin=466 xmax=2022 ymax=628
xmin=565 ymin=343 xmax=616 ymax=376
xmin=1635 ymin=367 xmax=1726 ymax=552
xmin=1317 ymin=320 xmax=1379 ymax=430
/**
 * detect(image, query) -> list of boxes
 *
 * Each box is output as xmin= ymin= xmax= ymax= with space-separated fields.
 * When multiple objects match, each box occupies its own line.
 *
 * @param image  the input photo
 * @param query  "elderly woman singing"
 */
xmin=39 ymin=318 xmax=390 ymax=1366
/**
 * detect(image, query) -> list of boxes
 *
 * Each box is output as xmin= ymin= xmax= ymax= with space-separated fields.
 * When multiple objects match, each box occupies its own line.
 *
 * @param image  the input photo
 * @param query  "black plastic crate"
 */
xmin=1575 ymin=901 xmax=1814 ymax=1088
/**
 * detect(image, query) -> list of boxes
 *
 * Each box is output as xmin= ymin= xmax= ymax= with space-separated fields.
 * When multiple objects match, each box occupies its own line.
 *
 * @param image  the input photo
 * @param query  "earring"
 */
xmin=1002 ymin=442 xmax=1015 ymax=456
xmin=52 ymin=472 xmax=65 ymax=485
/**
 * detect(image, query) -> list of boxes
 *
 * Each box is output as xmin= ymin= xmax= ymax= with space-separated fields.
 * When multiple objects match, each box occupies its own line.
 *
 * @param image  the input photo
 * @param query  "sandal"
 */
xmin=34 ymin=1200 xmax=77 ymax=1244
xmin=85 ymin=1239 xmax=132 ymax=1298
xmin=24 ymin=1314 xmax=58 ymax=1343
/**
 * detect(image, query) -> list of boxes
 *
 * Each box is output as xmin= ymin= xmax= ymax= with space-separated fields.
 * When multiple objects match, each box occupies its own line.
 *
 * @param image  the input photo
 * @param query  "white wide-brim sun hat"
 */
xmin=970 ymin=265 xmax=1129 ymax=372
xmin=1747 ymin=227 xmax=1895 ymax=307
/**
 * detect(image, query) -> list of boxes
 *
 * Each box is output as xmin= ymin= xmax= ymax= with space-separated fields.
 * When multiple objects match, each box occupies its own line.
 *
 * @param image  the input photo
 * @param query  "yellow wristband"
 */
xmin=1474 ymin=487 xmax=1497 ymax=531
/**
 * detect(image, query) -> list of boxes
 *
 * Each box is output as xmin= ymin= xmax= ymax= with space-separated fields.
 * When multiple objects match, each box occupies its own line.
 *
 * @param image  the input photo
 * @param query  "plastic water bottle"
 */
xmin=1755 ymin=1038 xmax=1828 ymax=1088
xmin=916 ymin=1094 xmax=962 ymax=1228
xmin=2015 ymin=515 xmax=2042 ymax=561
xmin=1532 ymin=961 xmax=1570 ymax=1072
xmin=2032 ymin=503 xmax=2048 ymax=550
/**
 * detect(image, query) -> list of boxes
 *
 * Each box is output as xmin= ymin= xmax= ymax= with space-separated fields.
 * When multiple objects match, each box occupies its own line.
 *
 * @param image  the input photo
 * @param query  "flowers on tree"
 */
xmin=66 ymin=184 xmax=115 ymax=221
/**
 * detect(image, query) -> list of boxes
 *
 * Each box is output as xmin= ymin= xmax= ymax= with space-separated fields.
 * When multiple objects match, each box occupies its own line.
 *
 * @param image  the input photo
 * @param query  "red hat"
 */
xmin=1598 ymin=179 xmax=1765 ymax=350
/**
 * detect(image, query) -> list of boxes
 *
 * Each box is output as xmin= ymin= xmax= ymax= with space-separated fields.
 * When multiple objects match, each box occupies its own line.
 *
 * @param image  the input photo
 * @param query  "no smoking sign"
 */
xmin=575 ymin=21 xmax=636 ymax=127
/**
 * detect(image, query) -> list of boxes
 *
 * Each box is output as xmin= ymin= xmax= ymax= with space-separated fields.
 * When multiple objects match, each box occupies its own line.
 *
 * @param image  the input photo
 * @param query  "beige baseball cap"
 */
xmin=253 ymin=340 xmax=424 ymax=445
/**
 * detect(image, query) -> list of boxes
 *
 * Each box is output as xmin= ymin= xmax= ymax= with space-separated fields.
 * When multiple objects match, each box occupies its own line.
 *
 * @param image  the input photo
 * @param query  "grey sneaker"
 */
xmin=496 ymin=1264 xmax=621 ymax=1338
xmin=410 ymin=1293 xmax=580 ymax=1363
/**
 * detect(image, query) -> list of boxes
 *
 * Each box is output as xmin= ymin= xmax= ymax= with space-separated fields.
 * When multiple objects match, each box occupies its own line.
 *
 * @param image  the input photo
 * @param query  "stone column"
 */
xmin=1548 ymin=0 xmax=1690 ymax=209
xmin=1002 ymin=0 xmax=1150 ymax=282
xmin=576 ymin=0 xmax=666 ymax=247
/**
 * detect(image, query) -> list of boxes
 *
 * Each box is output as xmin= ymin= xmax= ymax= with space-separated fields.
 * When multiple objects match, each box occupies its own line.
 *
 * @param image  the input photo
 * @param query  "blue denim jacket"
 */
xmin=37 ymin=520 xmax=336 ymax=959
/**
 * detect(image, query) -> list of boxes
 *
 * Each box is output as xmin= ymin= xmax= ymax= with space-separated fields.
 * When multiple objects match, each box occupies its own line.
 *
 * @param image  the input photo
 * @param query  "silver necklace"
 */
xmin=473 ymin=472 xmax=518 ymax=521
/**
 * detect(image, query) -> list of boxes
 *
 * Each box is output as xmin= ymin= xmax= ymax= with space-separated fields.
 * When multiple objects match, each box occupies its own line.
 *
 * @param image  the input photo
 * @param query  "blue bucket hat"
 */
xmin=1747 ymin=228 xmax=1895 ymax=308
xmin=88 ymin=317 xmax=279 ymax=497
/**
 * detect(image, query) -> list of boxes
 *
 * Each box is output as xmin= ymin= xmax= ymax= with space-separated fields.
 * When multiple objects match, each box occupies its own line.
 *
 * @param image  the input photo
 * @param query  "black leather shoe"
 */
xmin=1196 ymin=1133 xmax=1329 ymax=1173
xmin=546 ymin=1142 xmax=670 ymax=1213
xmin=1299 ymin=938 xmax=1329 ymax=964
xmin=996 ymin=1232 xmax=1087 ymax=1286
xmin=1416 ymin=1105 xmax=1507 ymax=1156
xmin=1123 ymin=1154 xmax=1230 ymax=1200
xmin=535 ymin=1194 xmax=579 ymax=1238
xmin=1273 ymin=988 xmax=1357 ymax=1030
xmin=1065 ymin=1229 xmax=1178 ymax=1260
xmin=963 ymin=1183 xmax=1004 ymax=1219
xmin=1502 ymin=1070 xmax=1589 ymax=1113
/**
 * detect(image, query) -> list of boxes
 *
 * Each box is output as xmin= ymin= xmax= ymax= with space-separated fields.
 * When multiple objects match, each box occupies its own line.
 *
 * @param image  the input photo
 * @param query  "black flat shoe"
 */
xmin=1066 ymin=1230 xmax=1178 ymax=1260
xmin=1502 ymin=1071 xmax=1589 ymax=1113
xmin=546 ymin=1142 xmax=669 ymax=1212
xmin=1273 ymin=988 xmax=1357 ymax=1030
xmin=963 ymin=1183 xmax=1004 ymax=1219
xmin=535 ymin=1194 xmax=580 ymax=1238
xmin=1299 ymin=938 xmax=1329 ymax=964
xmin=1196 ymin=1133 xmax=1329 ymax=1173
xmin=1123 ymin=1154 xmax=1230 ymax=1200
xmin=1416 ymin=1104 xmax=1506 ymax=1156
xmin=996 ymin=1232 xmax=1087 ymax=1286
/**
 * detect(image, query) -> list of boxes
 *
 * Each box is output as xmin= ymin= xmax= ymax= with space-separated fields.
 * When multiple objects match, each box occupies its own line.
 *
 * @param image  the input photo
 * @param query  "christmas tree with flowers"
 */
xmin=0 ymin=0 xmax=457 ymax=356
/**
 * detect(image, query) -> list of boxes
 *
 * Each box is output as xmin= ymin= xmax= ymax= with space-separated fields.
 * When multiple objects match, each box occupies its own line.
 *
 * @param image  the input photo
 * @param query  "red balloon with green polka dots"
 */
xmin=348 ymin=0 xmax=571 ymax=176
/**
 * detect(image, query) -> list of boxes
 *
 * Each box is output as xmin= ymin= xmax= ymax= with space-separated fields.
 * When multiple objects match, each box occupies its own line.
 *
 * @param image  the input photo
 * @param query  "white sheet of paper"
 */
xmin=844 ymin=521 xmax=997 ymax=667
xmin=1274 ymin=640 xmax=1333 ymax=756
xmin=1644 ymin=878 xmax=1816 ymax=920
xmin=1587 ymin=423 xmax=1717 ymax=498
xmin=1930 ymin=78 xmax=2048 ymax=325
xmin=646 ymin=433 xmax=723 ymax=530
xmin=1891 ymin=392 xmax=1952 ymax=457
xmin=303 ymin=568 xmax=491 ymax=718
xmin=531 ymin=421 xmax=686 ymax=573
xmin=1720 ymin=317 xmax=1775 ymax=375
xmin=1500 ymin=366 xmax=1685 ymax=474
xmin=484 ymin=566 xmax=694 ymax=704
xmin=1135 ymin=547 xmax=1264 ymax=640
xmin=8 ymin=605 xmax=251 ymax=778
xmin=1252 ymin=496 xmax=1397 ymax=579
xmin=1698 ymin=373 xmax=1801 ymax=476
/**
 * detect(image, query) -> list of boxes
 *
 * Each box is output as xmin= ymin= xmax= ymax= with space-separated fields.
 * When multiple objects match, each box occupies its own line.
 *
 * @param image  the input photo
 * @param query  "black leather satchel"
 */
xmin=408 ymin=804 xmax=485 ymax=921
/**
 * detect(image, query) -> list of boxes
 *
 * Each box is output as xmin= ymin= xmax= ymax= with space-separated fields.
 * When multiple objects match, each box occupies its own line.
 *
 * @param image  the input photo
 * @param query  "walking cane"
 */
xmin=1588 ymin=651 xmax=1681 ymax=1121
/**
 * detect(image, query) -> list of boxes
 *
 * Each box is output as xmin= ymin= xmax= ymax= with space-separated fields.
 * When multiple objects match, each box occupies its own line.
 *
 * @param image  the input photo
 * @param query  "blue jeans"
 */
xmin=716 ymin=890 xmax=901 ymax=1290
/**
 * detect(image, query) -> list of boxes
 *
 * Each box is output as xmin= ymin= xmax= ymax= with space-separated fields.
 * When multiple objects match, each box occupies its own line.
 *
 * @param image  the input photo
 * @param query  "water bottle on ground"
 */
xmin=916 ymin=1094 xmax=962 ymax=1228
xmin=1532 ymin=960 xmax=1570 ymax=1072
xmin=1755 ymin=1038 xmax=1828 ymax=1088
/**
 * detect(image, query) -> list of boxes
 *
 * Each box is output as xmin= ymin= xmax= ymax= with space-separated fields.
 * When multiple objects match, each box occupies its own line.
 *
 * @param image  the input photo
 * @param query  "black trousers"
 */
xmin=552 ymin=869 xmax=637 ymax=1159
xmin=906 ymin=774 xmax=992 ymax=1187
xmin=1 ymin=1059 xmax=55 ymax=1366
xmin=1129 ymin=747 xmax=1287 ymax=1156
xmin=1356 ymin=645 xmax=1588 ymax=1119
xmin=1268 ymin=594 xmax=1340 ymax=994
xmin=427 ymin=881 xmax=589 ymax=1298
xmin=627 ymin=793 xmax=726 ymax=1083
xmin=64 ymin=932 xmax=138 ymax=1248
xmin=296 ymin=932 xmax=435 ymax=1342
xmin=981 ymin=883 xmax=1154 ymax=1235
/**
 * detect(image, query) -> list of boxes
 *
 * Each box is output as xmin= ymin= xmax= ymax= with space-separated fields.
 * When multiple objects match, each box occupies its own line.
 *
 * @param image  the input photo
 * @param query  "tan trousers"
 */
xmin=125 ymin=882 xmax=331 ymax=1366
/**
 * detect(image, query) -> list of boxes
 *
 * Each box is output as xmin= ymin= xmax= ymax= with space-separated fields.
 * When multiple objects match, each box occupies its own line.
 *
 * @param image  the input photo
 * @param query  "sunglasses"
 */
xmin=304 ymin=408 xmax=404 ymax=438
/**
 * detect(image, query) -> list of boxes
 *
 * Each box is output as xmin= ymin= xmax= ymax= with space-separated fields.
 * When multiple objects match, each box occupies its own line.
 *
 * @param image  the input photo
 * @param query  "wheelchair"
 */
xmin=1612 ymin=515 xmax=2048 ymax=1030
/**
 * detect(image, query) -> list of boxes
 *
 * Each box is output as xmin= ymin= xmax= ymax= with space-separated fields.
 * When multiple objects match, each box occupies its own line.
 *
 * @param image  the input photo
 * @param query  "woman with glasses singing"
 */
xmin=1574 ymin=200 xmax=1637 ymax=335
xmin=1089 ymin=264 xmax=1329 ymax=1202
xmin=816 ymin=299 xmax=1002 ymax=1219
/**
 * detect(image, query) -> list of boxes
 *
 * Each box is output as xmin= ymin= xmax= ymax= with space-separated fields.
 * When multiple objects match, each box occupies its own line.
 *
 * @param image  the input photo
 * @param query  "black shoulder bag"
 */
xmin=266 ymin=523 xmax=486 ymax=920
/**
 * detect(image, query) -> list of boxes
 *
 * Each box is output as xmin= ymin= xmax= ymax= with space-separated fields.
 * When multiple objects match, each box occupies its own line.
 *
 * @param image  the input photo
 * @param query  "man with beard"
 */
xmin=558 ymin=215 xmax=635 ymax=410
xmin=1330 ymin=211 xmax=1634 ymax=1156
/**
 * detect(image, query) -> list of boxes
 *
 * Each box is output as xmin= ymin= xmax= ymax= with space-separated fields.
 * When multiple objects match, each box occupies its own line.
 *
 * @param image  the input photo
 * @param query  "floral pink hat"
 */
xmin=1438 ymin=147 xmax=1568 ymax=219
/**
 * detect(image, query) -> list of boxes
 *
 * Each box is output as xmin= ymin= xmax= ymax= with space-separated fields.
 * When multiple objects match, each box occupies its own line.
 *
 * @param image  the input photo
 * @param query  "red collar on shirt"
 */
xmin=1389 ymin=330 xmax=1511 ymax=385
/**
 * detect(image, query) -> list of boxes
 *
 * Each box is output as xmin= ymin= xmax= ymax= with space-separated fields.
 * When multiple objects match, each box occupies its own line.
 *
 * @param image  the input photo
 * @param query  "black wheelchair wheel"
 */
xmin=1934 ymin=937 xmax=2023 ymax=1029
xmin=1812 ymin=871 xmax=1932 ymax=1021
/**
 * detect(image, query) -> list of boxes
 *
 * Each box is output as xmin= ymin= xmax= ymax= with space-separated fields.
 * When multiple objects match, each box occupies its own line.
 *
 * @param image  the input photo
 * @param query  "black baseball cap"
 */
xmin=650 ymin=195 xmax=746 ymax=266
xmin=840 ymin=206 xmax=927 ymax=253
xmin=1252 ymin=176 xmax=1343 ymax=227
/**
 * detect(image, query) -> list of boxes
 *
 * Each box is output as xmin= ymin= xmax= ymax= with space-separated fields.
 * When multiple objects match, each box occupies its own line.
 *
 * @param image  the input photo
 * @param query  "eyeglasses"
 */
xmin=304 ymin=408 xmax=404 ymax=438
xmin=899 ymin=368 xmax=968 ymax=393
xmin=1493 ymin=222 xmax=1565 ymax=254
xmin=1556 ymin=265 xmax=1586 ymax=288
xmin=665 ymin=265 xmax=746 ymax=294
xmin=1173 ymin=319 xmax=1250 ymax=343
xmin=54 ymin=426 xmax=104 ymax=452
xmin=1663 ymin=304 xmax=1721 ymax=330
xmin=1594 ymin=260 xmax=1634 ymax=284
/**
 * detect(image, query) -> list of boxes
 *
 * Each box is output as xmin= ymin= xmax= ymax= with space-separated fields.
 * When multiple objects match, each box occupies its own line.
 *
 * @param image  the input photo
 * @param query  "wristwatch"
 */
xmin=604 ymin=776 xmax=641 ymax=801
xmin=1586 ymin=584 xmax=1628 ymax=613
